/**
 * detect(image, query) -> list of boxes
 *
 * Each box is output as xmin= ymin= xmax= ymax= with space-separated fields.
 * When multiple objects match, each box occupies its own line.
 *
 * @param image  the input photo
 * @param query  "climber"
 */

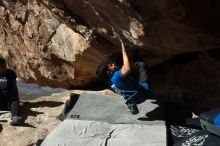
xmin=96 ymin=40 xmax=151 ymax=115
xmin=0 ymin=57 xmax=22 ymax=126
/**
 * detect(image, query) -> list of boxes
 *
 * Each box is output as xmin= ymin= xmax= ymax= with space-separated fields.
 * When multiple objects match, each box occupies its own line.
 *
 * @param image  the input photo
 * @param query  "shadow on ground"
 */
xmin=137 ymin=100 xmax=166 ymax=121
xmin=162 ymin=100 xmax=195 ymax=146
xmin=19 ymin=101 xmax=64 ymax=128
xmin=36 ymin=139 xmax=44 ymax=146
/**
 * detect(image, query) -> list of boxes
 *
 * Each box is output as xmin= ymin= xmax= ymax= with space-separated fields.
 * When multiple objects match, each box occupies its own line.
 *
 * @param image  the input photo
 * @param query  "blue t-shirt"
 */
xmin=0 ymin=69 xmax=17 ymax=96
xmin=214 ymin=113 xmax=220 ymax=127
xmin=109 ymin=70 xmax=149 ymax=104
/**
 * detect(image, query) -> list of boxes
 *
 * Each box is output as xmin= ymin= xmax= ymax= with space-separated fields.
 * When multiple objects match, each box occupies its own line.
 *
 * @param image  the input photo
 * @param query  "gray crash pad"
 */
xmin=41 ymin=119 xmax=166 ymax=146
xmin=66 ymin=93 xmax=165 ymax=125
xmin=42 ymin=93 xmax=166 ymax=146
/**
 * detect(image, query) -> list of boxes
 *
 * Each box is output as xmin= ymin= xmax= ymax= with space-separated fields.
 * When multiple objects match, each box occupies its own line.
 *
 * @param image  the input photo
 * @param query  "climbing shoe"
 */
xmin=127 ymin=103 xmax=139 ymax=115
xmin=10 ymin=116 xmax=22 ymax=126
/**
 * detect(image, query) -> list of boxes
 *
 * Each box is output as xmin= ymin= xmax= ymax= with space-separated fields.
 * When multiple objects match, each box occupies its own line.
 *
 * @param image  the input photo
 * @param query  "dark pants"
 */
xmin=131 ymin=61 xmax=149 ymax=84
xmin=127 ymin=61 xmax=151 ymax=104
xmin=0 ymin=95 xmax=20 ymax=117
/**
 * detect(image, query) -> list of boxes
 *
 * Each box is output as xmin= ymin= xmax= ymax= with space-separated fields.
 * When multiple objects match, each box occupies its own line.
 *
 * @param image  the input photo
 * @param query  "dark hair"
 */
xmin=96 ymin=61 xmax=113 ymax=80
xmin=0 ymin=57 xmax=6 ymax=65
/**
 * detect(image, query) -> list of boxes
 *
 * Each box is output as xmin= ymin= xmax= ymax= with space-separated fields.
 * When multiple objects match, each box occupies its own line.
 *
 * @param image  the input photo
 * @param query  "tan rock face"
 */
xmin=0 ymin=0 xmax=219 ymax=91
xmin=0 ymin=0 xmax=106 ymax=88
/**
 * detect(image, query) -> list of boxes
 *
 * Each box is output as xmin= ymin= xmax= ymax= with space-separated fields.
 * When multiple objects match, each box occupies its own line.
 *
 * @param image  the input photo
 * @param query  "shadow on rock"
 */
xmin=36 ymin=139 xmax=44 ymax=146
xmin=57 ymin=93 xmax=80 ymax=121
xmin=0 ymin=119 xmax=8 ymax=123
xmin=19 ymin=101 xmax=64 ymax=127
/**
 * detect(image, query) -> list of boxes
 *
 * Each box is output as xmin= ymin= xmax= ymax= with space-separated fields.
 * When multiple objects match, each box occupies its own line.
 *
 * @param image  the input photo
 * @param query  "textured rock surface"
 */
xmin=151 ymin=49 xmax=220 ymax=113
xmin=0 ymin=92 xmax=68 ymax=146
xmin=0 ymin=0 xmax=220 ymax=108
xmin=0 ymin=0 xmax=219 ymax=88
xmin=0 ymin=0 xmax=106 ymax=88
